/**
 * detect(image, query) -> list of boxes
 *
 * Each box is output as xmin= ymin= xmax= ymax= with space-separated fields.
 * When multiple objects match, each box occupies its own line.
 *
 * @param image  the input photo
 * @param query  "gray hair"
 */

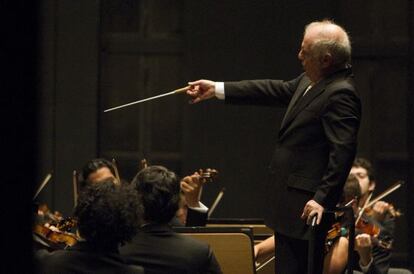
xmin=305 ymin=20 xmax=351 ymax=67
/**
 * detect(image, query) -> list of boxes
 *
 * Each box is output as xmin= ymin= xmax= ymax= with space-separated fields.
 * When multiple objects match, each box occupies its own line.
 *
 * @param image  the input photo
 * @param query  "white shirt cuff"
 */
xmin=215 ymin=82 xmax=225 ymax=100
xmin=188 ymin=202 xmax=209 ymax=213
xmin=359 ymin=257 xmax=373 ymax=273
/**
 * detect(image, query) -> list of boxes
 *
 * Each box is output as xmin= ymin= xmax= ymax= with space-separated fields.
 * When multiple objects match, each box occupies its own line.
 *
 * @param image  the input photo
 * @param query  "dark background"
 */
xmin=8 ymin=0 xmax=410 ymax=271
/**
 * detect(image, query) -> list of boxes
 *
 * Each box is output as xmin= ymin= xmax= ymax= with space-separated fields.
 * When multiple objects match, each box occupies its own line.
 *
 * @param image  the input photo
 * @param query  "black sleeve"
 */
xmin=224 ymin=74 xmax=304 ymax=107
xmin=186 ymin=208 xmax=208 ymax=227
xmin=364 ymin=247 xmax=391 ymax=274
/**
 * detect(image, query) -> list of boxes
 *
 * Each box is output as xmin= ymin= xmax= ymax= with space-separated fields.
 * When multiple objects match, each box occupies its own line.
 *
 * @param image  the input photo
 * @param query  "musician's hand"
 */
xmin=180 ymin=172 xmax=203 ymax=208
xmin=372 ymin=201 xmax=389 ymax=222
xmin=253 ymin=235 xmax=275 ymax=262
xmin=187 ymin=79 xmax=216 ymax=103
xmin=355 ymin=234 xmax=373 ymax=266
xmin=301 ymin=200 xmax=324 ymax=225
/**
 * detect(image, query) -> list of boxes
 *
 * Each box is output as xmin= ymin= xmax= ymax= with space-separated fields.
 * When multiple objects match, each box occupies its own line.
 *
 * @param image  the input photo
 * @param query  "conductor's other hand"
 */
xmin=301 ymin=199 xmax=324 ymax=225
xmin=187 ymin=79 xmax=216 ymax=104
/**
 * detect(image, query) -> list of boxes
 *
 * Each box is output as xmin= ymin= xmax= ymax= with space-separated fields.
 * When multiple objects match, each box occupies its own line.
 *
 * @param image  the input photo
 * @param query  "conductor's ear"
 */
xmin=321 ymin=53 xmax=333 ymax=69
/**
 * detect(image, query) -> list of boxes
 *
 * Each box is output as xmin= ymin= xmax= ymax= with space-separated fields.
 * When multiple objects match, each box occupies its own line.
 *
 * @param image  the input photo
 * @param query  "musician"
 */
xmin=324 ymin=158 xmax=399 ymax=274
xmin=187 ymin=19 xmax=361 ymax=273
xmin=35 ymin=179 xmax=144 ymax=274
xmin=80 ymin=158 xmax=209 ymax=227
xmin=120 ymin=165 xmax=222 ymax=274
xmin=79 ymin=158 xmax=118 ymax=187
xmin=350 ymin=157 xmax=397 ymax=274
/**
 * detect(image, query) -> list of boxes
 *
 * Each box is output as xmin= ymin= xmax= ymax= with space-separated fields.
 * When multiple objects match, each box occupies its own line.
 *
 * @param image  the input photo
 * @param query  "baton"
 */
xmin=104 ymin=86 xmax=189 ymax=113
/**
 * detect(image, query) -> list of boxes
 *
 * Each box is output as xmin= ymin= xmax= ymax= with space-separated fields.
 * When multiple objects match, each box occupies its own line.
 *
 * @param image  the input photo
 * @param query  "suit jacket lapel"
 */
xmin=279 ymin=79 xmax=326 ymax=136
xmin=279 ymin=66 xmax=352 ymax=136
xmin=280 ymin=77 xmax=312 ymax=129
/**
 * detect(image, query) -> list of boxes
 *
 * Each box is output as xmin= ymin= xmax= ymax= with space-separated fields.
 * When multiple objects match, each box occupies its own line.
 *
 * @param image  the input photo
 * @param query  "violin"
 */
xmin=325 ymin=214 xmax=390 ymax=254
xmin=355 ymin=220 xmax=380 ymax=237
xmin=138 ymin=159 xmax=218 ymax=182
xmin=33 ymin=205 xmax=79 ymax=250
xmin=199 ymin=168 xmax=218 ymax=183
xmin=325 ymin=199 xmax=399 ymax=253
xmin=354 ymin=201 xmax=400 ymax=249
xmin=33 ymin=222 xmax=78 ymax=249
xmin=325 ymin=188 xmax=401 ymax=253
xmin=33 ymin=174 xmax=80 ymax=250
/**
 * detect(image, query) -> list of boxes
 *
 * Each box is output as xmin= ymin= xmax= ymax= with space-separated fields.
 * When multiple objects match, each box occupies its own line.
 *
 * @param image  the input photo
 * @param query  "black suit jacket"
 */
xmin=35 ymin=241 xmax=144 ymax=274
xmin=186 ymin=208 xmax=208 ymax=226
xmin=120 ymin=223 xmax=222 ymax=274
xmin=225 ymin=67 xmax=361 ymax=239
xmin=170 ymin=208 xmax=208 ymax=227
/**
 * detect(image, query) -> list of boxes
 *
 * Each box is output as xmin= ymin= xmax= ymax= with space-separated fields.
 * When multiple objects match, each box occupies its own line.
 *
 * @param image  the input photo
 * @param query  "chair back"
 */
xmin=174 ymin=227 xmax=256 ymax=274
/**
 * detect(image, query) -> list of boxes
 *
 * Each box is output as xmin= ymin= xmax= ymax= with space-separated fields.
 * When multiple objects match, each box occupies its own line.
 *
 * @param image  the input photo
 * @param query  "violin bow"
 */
xmin=73 ymin=170 xmax=78 ymax=207
xmin=104 ymin=86 xmax=189 ymax=113
xmin=356 ymin=180 xmax=404 ymax=223
xmin=356 ymin=192 xmax=372 ymax=223
xmin=112 ymin=158 xmax=121 ymax=185
xmin=208 ymin=187 xmax=225 ymax=218
xmin=256 ymin=256 xmax=275 ymax=271
xmin=365 ymin=180 xmax=404 ymax=208
xmin=139 ymin=158 xmax=148 ymax=171
xmin=33 ymin=173 xmax=52 ymax=200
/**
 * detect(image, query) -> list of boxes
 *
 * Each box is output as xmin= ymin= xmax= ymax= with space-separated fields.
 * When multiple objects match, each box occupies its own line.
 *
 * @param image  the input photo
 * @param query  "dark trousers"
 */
xmin=274 ymin=228 xmax=328 ymax=274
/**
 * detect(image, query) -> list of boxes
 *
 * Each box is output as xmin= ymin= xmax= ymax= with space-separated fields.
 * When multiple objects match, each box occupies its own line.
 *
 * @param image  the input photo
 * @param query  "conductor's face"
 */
xmin=298 ymin=28 xmax=323 ymax=83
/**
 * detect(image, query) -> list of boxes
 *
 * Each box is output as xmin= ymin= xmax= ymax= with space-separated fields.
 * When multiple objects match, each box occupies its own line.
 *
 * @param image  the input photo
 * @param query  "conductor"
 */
xmin=186 ymin=20 xmax=361 ymax=274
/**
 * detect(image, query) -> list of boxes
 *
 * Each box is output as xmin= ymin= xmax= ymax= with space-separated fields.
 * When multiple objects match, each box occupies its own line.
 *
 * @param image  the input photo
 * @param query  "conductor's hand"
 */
xmin=187 ymin=79 xmax=216 ymax=104
xmin=301 ymin=200 xmax=324 ymax=225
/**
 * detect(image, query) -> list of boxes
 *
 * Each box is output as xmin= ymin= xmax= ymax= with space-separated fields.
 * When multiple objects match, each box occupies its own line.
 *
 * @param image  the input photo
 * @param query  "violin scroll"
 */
xmin=198 ymin=168 xmax=218 ymax=183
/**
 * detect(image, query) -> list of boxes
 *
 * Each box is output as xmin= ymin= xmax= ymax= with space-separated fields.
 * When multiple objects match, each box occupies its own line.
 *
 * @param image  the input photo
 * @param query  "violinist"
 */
xmin=351 ymin=158 xmax=398 ymax=273
xmin=35 ymin=178 xmax=144 ymax=274
xmin=33 ymin=158 xmax=120 ymax=251
xmin=324 ymin=157 xmax=400 ymax=274
xmin=79 ymin=158 xmax=118 ymax=187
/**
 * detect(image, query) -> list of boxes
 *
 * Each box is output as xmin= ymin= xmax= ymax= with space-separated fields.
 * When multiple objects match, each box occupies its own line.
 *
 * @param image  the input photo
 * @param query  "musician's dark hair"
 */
xmin=79 ymin=158 xmax=116 ymax=188
xmin=352 ymin=157 xmax=376 ymax=182
xmin=131 ymin=165 xmax=180 ymax=224
xmin=74 ymin=178 xmax=141 ymax=249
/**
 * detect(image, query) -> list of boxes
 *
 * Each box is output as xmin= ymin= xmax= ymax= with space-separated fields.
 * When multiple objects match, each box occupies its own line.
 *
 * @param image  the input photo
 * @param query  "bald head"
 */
xmin=304 ymin=20 xmax=351 ymax=68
